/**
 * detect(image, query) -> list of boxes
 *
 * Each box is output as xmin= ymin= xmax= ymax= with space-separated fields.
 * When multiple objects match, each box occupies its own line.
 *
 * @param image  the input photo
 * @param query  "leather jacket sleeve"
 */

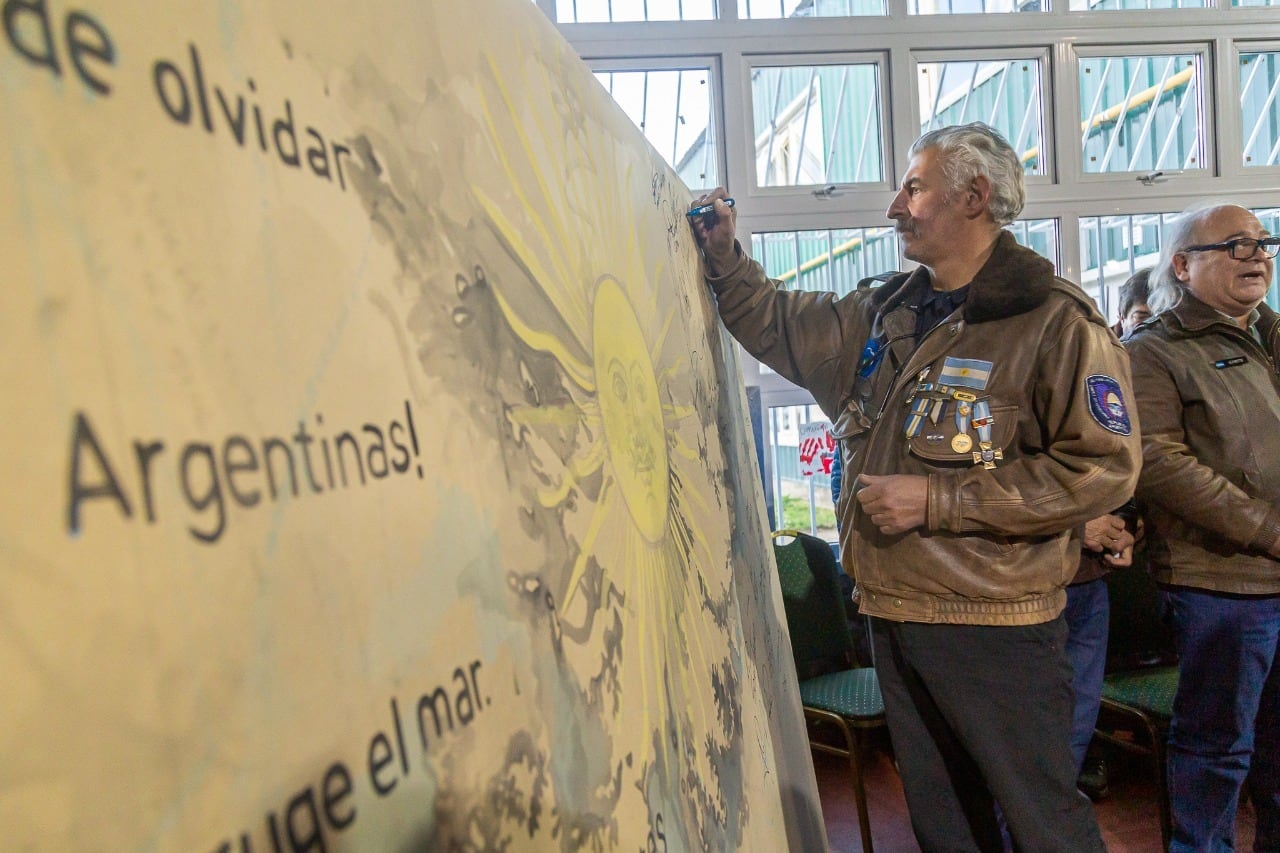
xmin=704 ymin=245 xmax=872 ymax=415
xmin=928 ymin=310 xmax=1142 ymax=537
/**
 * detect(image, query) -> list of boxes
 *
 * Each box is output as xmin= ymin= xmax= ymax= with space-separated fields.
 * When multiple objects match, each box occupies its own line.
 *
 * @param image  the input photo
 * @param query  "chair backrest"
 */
xmin=772 ymin=531 xmax=856 ymax=680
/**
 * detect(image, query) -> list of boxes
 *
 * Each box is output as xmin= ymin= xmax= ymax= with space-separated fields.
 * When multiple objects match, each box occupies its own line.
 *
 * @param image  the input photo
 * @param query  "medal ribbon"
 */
xmin=953 ymin=391 xmax=975 ymax=437
xmin=973 ymin=399 xmax=993 ymax=446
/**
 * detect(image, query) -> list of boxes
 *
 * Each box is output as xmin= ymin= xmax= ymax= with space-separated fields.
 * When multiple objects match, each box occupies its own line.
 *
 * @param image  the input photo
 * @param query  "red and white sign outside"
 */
xmin=797 ymin=420 xmax=835 ymax=476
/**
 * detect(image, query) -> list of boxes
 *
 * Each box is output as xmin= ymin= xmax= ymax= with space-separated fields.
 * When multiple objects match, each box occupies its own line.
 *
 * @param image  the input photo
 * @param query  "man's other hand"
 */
xmin=857 ymin=474 xmax=928 ymax=535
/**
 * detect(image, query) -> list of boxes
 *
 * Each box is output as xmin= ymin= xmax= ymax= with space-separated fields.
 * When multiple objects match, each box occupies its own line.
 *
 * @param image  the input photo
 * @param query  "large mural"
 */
xmin=0 ymin=0 xmax=824 ymax=849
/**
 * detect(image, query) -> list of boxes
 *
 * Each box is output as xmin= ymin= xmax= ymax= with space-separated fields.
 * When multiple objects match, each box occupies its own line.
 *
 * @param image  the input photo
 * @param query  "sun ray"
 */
xmin=655 ymin=360 xmax=691 ymax=389
xmin=477 ymin=64 xmax=587 ymax=330
xmin=562 ymin=476 xmax=616 ymax=607
xmin=524 ymin=64 xmax=593 ymax=266
xmin=661 ymin=544 xmax=714 ymax=742
xmin=644 ymin=259 xmax=667 ymax=323
xmin=475 ymin=260 xmax=595 ymax=390
xmin=505 ymin=400 xmax=585 ymax=430
xmin=482 ymin=55 xmax=578 ymax=252
xmin=537 ymin=438 xmax=608 ymax=508
xmin=634 ymin=526 xmax=654 ymax=739
xmin=666 ymin=472 xmax=719 ymax=586
xmin=667 ymin=433 xmax=701 ymax=464
xmin=650 ymin=306 xmax=677 ymax=364
xmin=659 ymin=401 xmax=696 ymax=422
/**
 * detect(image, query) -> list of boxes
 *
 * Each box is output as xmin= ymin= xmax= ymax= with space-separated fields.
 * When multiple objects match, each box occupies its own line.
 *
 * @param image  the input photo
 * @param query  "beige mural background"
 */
xmin=0 ymin=0 xmax=824 ymax=849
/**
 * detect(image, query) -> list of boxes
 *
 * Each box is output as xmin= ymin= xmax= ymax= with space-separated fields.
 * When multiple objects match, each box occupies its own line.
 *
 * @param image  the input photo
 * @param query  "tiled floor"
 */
xmin=814 ymin=736 xmax=1258 ymax=852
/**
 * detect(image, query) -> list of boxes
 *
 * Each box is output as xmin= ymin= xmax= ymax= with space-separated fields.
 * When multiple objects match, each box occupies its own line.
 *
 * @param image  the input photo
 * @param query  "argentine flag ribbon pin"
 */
xmin=938 ymin=357 xmax=992 ymax=391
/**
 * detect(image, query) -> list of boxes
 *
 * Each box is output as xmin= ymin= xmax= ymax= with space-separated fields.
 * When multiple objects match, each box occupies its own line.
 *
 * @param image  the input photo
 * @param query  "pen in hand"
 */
xmin=687 ymin=198 xmax=734 ymax=219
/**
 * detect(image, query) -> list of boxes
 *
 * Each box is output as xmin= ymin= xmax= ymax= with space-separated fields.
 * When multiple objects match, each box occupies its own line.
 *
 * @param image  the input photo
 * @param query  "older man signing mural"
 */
xmin=691 ymin=123 xmax=1140 ymax=851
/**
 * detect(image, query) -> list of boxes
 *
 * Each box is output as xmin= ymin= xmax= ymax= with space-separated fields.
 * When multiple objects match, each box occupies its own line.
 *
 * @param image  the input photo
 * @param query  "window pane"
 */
xmin=1234 ymin=0 xmax=1280 ymax=7
xmin=911 ymin=0 xmax=1042 ymax=15
xmin=594 ymin=69 xmax=719 ymax=191
xmin=1079 ymin=212 xmax=1177 ymax=319
xmin=743 ymin=0 xmax=885 ymax=18
xmin=1240 ymin=52 xmax=1280 ymax=168
xmin=557 ymin=0 xmax=715 ymax=22
xmin=751 ymin=227 xmax=901 ymax=296
xmin=1079 ymin=54 xmax=1205 ymax=174
xmin=1069 ymin=0 xmax=1204 ymax=10
xmin=751 ymin=222 xmax=1051 ymax=296
xmin=751 ymin=64 xmax=884 ymax=187
xmin=1006 ymin=219 xmax=1060 ymax=269
xmin=1256 ymin=207 xmax=1280 ymax=311
xmin=769 ymin=405 xmax=838 ymax=540
xmin=918 ymin=59 xmax=1046 ymax=175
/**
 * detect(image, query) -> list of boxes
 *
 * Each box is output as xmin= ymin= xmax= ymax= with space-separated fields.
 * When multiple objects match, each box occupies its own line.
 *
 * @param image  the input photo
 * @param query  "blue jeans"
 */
xmin=1065 ymin=579 xmax=1110 ymax=771
xmin=1162 ymin=587 xmax=1280 ymax=853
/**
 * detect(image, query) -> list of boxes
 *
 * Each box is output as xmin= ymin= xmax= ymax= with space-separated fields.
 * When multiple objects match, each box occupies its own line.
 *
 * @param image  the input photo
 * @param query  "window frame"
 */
xmin=584 ymin=55 xmax=727 ymax=191
xmin=1071 ymin=41 xmax=1216 ymax=181
xmin=912 ymin=47 xmax=1056 ymax=184
xmin=1228 ymin=39 xmax=1280 ymax=176
xmin=741 ymin=51 xmax=894 ymax=198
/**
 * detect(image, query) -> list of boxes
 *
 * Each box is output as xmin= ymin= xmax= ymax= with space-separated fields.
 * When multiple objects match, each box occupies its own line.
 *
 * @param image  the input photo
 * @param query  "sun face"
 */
xmin=592 ymin=276 xmax=670 ymax=544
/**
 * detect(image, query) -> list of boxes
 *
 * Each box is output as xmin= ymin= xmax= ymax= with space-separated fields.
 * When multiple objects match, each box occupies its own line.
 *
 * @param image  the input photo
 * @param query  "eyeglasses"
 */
xmin=1181 ymin=236 xmax=1280 ymax=261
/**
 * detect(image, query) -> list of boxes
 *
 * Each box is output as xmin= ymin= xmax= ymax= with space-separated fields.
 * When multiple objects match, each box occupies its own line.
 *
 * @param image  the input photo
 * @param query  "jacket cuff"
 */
xmin=703 ymin=240 xmax=748 ymax=284
xmin=927 ymin=471 xmax=960 ymax=532
xmin=1249 ymin=508 xmax=1280 ymax=554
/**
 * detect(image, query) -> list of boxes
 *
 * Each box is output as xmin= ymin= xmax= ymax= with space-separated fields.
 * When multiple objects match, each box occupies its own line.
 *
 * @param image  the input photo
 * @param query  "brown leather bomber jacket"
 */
xmin=707 ymin=231 xmax=1142 ymax=625
xmin=1125 ymin=293 xmax=1280 ymax=595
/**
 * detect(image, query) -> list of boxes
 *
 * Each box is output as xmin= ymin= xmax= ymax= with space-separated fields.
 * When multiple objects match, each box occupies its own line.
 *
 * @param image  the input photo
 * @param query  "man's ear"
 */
xmin=965 ymin=175 xmax=993 ymax=220
xmin=1172 ymin=251 xmax=1191 ymax=282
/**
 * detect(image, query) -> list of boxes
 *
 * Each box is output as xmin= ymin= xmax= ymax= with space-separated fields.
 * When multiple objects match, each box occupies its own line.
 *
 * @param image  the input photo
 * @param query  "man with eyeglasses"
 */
xmin=1124 ymin=203 xmax=1280 ymax=853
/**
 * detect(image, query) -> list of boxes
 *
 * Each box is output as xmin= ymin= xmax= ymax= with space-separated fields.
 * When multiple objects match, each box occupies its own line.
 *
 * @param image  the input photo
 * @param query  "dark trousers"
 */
xmin=871 ymin=616 xmax=1105 ymax=853
xmin=1162 ymin=588 xmax=1280 ymax=853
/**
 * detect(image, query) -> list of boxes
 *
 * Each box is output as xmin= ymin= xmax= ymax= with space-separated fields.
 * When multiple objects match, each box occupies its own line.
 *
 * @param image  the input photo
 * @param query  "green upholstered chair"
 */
xmin=772 ymin=530 xmax=888 ymax=853
xmin=1095 ymin=557 xmax=1179 ymax=850
xmin=1096 ymin=666 xmax=1178 ymax=851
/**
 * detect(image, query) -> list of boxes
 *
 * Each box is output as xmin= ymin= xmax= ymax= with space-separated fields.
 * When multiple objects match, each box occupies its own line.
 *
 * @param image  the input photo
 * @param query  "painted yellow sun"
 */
xmin=592 ymin=276 xmax=671 ymax=544
xmin=468 ymin=46 xmax=740 ymax=842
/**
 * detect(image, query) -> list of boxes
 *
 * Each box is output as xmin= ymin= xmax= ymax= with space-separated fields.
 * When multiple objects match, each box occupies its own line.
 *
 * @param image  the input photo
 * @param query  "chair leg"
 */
xmin=840 ymin=726 xmax=875 ymax=853
xmin=1148 ymin=726 xmax=1172 ymax=852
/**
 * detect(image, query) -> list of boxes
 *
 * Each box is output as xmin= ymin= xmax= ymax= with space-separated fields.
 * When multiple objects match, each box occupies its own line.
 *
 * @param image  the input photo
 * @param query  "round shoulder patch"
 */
xmin=1085 ymin=374 xmax=1131 ymax=435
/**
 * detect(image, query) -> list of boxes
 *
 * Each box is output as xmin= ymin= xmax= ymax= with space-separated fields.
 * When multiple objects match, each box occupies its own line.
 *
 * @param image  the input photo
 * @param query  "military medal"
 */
xmin=974 ymin=445 xmax=1003 ymax=468
xmin=905 ymin=363 xmax=996 ymax=460
xmin=971 ymin=399 xmax=1001 ymax=469
xmin=903 ymin=369 xmax=934 ymax=439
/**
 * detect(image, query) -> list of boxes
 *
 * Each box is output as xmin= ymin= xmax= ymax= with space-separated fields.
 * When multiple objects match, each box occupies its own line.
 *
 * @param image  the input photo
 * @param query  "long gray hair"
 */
xmin=1148 ymin=202 xmax=1239 ymax=314
xmin=909 ymin=123 xmax=1025 ymax=227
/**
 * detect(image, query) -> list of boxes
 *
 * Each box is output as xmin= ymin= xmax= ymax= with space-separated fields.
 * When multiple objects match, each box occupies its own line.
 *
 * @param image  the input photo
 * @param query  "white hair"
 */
xmin=1148 ymin=202 xmax=1243 ymax=315
xmin=909 ymin=123 xmax=1026 ymax=227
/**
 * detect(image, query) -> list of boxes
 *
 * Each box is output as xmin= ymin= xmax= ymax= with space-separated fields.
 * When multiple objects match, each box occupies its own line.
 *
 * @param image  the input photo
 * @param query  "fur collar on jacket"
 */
xmin=869 ymin=230 xmax=1056 ymax=324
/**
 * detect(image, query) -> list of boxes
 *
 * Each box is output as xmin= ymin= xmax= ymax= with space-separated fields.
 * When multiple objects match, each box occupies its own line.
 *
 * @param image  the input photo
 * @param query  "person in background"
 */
xmin=1124 ymin=202 xmax=1280 ymax=852
xmin=1073 ymin=267 xmax=1154 ymax=802
xmin=691 ymin=122 xmax=1139 ymax=852
xmin=1115 ymin=268 xmax=1153 ymax=338
xmin=828 ymin=451 xmax=874 ymax=664
xmin=1068 ymin=504 xmax=1139 ymax=802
